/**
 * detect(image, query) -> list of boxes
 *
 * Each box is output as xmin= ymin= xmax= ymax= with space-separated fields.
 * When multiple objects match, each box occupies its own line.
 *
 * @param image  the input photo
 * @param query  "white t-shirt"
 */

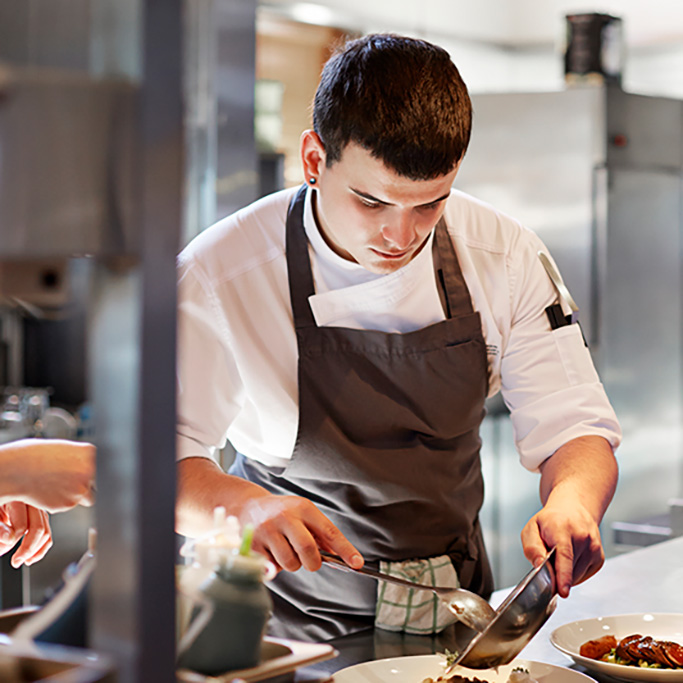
xmin=176 ymin=186 xmax=621 ymax=471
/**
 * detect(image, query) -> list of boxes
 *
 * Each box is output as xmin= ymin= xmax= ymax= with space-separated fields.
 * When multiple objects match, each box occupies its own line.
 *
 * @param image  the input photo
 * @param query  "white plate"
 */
xmin=550 ymin=613 xmax=683 ymax=682
xmin=333 ymin=655 xmax=594 ymax=683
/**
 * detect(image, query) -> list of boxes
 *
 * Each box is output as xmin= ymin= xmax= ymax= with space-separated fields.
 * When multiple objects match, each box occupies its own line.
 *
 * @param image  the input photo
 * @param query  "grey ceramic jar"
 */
xmin=178 ymin=553 xmax=273 ymax=676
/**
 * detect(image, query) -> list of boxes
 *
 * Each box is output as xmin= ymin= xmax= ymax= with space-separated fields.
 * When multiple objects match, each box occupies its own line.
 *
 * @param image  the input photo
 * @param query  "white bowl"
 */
xmin=550 ymin=613 xmax=683 ymax=682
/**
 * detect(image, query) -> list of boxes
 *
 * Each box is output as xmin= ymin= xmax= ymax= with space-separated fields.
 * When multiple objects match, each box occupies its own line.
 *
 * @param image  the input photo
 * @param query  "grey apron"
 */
xmin=230 ymin=185 xmax=493 ymax=641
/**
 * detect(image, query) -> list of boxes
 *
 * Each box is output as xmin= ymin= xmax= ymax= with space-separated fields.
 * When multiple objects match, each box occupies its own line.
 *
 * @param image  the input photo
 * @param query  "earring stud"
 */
xmin=309 ymin=177 xmax=317 ymax=185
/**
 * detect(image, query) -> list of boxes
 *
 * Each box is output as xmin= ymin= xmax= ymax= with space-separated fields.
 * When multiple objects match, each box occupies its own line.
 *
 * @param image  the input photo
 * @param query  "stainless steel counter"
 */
xmin=296 ymin=537 xmax=683 ymax=681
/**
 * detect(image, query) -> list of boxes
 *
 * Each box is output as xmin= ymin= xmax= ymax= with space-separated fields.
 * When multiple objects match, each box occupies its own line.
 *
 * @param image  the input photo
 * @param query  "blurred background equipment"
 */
xmin=564 ymin=12 xmax=624 ymax=85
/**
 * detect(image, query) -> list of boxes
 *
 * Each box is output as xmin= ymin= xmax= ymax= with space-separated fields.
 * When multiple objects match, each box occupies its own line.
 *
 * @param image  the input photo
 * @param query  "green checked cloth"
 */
xmin=374 ymin=555 xmax=460 ymax=634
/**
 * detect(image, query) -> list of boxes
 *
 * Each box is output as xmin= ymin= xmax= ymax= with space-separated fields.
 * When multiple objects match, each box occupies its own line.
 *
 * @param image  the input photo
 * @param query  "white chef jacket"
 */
xmin=176 ymin=186 xmax=621 ymax=471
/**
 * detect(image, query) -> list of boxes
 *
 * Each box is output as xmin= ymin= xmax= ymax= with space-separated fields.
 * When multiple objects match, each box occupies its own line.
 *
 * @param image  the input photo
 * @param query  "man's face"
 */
xmin=310 ymin=141 xmax=461 ymax=275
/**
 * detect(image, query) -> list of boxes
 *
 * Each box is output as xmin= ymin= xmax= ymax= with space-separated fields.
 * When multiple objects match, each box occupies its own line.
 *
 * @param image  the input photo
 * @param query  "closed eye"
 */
xmin=351 ymin=187 xmax=388 ymax=209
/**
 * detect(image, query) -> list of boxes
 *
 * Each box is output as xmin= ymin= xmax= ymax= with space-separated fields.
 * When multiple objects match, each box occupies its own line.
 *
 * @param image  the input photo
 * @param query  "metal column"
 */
xmin=0 ymin=0 xmax=183 ymax=680
xmin=89 ymin=1 xmax=183 ymax=681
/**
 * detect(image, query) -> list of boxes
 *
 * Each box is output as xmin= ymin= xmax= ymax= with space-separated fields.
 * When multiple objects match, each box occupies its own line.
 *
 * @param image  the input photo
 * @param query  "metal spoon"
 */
xmin=320 ymin=551 xmax=496 ymax=633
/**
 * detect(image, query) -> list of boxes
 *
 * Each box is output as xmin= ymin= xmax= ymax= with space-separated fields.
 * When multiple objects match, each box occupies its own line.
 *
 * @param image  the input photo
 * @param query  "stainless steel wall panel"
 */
xmin=89 ymin=0 xmax=142 ymax=79
xmin=214 ymin=0 xmax=258 ymax=221
xmin=0 ymin=0 xmax=90 ymax=70
xmin=606 ymin=86 xmax=683 ymax=170
xmin=598 ymin=168 xmax=683 ymax=550
xmin=601 ymin=170 xmax=682 ymax=417
xmin=184 ymin=0 xmax=218 ymax=244
xmin=0 ymin=69 xmax=138 ymax=258
xmin=0 ymin=1 xmax=32 ymax=65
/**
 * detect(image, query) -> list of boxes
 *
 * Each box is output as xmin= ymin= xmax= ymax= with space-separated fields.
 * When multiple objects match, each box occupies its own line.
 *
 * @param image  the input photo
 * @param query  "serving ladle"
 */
xmin=320 ymin=551 xmax=496 ymax=633
xmin=446 ymin=547 xmax=558 ymax=673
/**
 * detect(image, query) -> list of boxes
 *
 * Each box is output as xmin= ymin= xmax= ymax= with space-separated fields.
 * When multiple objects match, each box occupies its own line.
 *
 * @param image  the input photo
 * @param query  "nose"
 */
xmin=381 ymin=212 xmax=415 ymax=251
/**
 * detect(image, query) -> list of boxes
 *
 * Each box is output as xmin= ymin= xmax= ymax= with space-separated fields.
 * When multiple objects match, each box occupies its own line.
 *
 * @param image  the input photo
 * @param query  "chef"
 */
xmin=175 ymin=33 xmax=621 ymax=641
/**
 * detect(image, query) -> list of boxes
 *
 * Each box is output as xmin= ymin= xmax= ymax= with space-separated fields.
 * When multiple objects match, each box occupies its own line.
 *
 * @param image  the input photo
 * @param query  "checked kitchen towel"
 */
xmin=375 ymin=555 xmax=460 ymax=634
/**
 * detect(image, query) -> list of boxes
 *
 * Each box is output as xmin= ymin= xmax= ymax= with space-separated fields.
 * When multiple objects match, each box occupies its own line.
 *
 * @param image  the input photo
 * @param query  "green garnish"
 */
xmin=239 ymin=524 xmax=254 ymax=556
xmin=603 ymin=650 xmax=664 ymax=669
xmin=440 ymin=649 xmax=460 ymax=667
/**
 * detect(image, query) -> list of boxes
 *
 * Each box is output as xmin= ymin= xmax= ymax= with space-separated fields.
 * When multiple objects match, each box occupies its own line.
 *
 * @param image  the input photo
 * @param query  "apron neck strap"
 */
xmin=433 ymin=218 xmax=475 ymax=318
xmin=286 ymin=184 xmax=317 ymax=329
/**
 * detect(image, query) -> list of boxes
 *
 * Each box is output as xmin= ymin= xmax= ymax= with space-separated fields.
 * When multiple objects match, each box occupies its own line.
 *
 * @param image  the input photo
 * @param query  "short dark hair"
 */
xmin=313 ymin=33 xmax=472 ymax=180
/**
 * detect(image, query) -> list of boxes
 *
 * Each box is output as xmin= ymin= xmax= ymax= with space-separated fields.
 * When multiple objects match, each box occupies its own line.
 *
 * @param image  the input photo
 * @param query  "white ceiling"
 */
xmin=262 ymin=0 xmax=683 ymax=48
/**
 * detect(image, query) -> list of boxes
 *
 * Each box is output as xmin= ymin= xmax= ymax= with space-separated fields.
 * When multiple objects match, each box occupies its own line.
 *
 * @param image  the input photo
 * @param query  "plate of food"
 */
xmin=332 ymin=655 xmax=594 ymax=683
xmin=550 ymin=613 xmax=683 ymax=682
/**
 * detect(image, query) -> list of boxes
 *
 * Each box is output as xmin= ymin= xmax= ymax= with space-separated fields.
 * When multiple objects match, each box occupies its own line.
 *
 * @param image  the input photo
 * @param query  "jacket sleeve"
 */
xmin=499 ymin=229 xmax=622 ymax=471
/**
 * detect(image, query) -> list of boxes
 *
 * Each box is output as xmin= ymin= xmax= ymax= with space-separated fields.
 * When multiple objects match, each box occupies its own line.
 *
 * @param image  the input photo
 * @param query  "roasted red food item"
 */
xmin=660 ymin=641 xmax=683 ymax=667
xmin=635 ymin=637 xmax=662 ymax=664
xmin=580 ymin=635 xmax=618 ymax=660
xmin=616 ymin=634 xmax=648 ymax=663
xmin=650 ymin=640 xmax=676 ymax=667
xmin=581 ymin=633 xmax=683 ymax=668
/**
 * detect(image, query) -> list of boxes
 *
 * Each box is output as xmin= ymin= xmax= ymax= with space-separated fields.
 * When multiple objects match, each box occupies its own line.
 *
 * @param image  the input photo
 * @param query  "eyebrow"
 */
xmin=350 ymin=187 xmax=451 ymax=208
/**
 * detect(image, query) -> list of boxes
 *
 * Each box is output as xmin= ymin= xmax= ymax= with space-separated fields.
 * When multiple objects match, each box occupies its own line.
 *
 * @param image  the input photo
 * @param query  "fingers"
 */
xmin=570 ymin=536 xmax=605 ymax=585
xmin=255 ymin=532 xmax=302 ymax=572
xmin=242 ymin=494 xmax=364 ymax=574
xmin=521 ymin=519 xmax=571 ymax=596
xmin=244 ymin=498 xmax=309 ymax=572
xmin=250 ymin=544 xmax=280 ymax=573
xmin=521 ymin=506 xmax=605 ymax=599
xmin=251 ymin=502 xmax=329 ymax=572
xmin=0 ymin=520 xmax=19 ymax=557
xmin=9 ymin=505 xmax=53 ymax=568
xmin=76 ymin=482 xmax=96 ymax=509
xmin=25 ymin=530 xmax=53 ymax=566
xmin=289 ymin=505 xmax=364 ymax=572
xmin=311 ymin=518 xmax=364 ymax=569
xmin=522 ymin=516 xmax=574 ymax=597
xmin=552 ymin=543 xmax=575 ymax=598
xmin=551 ymin=538 xmax=603 ymax=597
xmin=520 ymin=520 xmax=549 ymax=569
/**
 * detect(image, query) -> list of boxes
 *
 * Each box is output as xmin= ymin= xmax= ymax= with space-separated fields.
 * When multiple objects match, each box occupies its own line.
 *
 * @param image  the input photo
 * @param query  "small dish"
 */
xmin=550 ymin=613 xmax=683 ymax=682
xmin=177 ymin=636 xmax=337 ymax=682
